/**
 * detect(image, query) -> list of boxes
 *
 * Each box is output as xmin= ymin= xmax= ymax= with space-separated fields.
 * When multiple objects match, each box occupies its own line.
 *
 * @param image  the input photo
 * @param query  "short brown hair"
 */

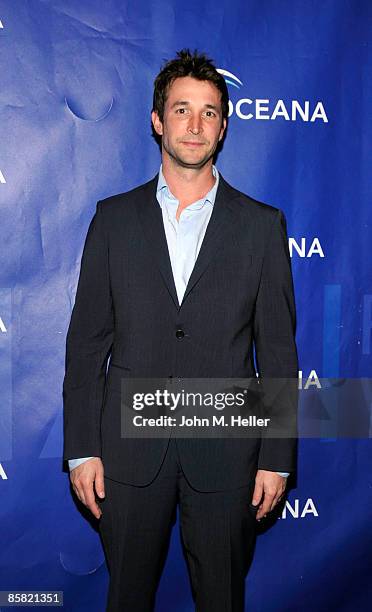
xmin=152 ymin=48 xmax=229 ymax=123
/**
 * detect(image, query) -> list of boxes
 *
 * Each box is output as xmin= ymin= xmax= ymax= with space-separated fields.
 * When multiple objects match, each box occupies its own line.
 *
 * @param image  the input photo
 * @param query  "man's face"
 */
xmin=152 ymin=76 xmax=226 ymax=169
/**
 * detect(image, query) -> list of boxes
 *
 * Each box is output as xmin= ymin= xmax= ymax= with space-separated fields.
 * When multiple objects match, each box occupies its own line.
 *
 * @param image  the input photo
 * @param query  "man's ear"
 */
xmin=151 ymin=111 xmax=163 ymax=136
xmin=219 ymin=117 xmax=227 ymax=141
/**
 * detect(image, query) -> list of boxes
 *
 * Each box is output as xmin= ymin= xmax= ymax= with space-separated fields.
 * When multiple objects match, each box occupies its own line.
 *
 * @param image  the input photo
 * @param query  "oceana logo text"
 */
xmin=280 ymin=498 xmax=319 ymax=519
xmin=217 ymin=69 xmax=328 ymax=123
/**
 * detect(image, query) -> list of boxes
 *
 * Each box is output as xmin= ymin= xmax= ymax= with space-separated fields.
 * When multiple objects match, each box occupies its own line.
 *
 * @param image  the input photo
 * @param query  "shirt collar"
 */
xmin=156 ymin=164 xmax=219 ymax=208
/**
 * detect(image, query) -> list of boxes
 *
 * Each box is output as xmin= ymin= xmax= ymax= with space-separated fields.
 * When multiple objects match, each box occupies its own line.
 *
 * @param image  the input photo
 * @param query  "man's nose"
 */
xmin=187 ymin=115 xmax=203 ymax=135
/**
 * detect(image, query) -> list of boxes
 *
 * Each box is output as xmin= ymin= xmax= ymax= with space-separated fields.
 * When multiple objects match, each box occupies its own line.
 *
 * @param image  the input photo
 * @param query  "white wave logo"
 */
xmin=217 ymin=68 xmax=328 ymax=123
xmin=217 ymin=69 xmax=243 ymax=90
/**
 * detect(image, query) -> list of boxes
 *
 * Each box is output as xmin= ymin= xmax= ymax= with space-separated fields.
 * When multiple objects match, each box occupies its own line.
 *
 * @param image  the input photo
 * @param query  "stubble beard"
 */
xmin=162 ymin=137 xmax=217 ymax=170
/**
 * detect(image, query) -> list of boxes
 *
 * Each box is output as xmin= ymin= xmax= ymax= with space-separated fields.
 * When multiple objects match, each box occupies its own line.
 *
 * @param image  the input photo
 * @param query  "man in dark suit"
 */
xmin=63 ymin=49 xmax=298 ymax=611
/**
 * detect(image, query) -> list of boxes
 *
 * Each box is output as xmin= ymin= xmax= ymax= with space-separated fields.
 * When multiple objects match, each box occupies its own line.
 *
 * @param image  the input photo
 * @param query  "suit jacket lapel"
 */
xmin=136 ymin=175 xmax=180 ymax=309
xmin=136 ymin=173 xmax=240 ymax=311
xmin=181 ymin=175 xmax=237 ymax=306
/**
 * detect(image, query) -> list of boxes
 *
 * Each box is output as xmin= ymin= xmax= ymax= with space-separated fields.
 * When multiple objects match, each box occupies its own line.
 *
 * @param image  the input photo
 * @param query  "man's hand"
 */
xmin=251 ymin=469 xmax=287 ymax=520
xmin=70 ymin=458 xmax=105 ymax=519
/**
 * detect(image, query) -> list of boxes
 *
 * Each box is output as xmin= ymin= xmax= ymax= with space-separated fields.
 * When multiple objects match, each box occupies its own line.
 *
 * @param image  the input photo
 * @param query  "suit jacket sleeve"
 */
xmin=253 ymin=209 xmax=299 ymax=473
xmin=63 ymin=201 xmax=114 ymax=460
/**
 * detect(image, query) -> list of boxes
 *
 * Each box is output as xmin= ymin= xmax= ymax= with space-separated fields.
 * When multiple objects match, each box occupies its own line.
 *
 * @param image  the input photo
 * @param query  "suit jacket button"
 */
xmin=175 ymin=329 xmax=185 ymax=339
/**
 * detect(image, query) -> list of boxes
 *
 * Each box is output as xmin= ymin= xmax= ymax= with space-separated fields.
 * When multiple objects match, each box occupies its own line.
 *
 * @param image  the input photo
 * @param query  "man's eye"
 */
xmin=205 ymin=111 xmax=216 ymax=118
xmin=176 ymin=108 xmax=187 ymax=114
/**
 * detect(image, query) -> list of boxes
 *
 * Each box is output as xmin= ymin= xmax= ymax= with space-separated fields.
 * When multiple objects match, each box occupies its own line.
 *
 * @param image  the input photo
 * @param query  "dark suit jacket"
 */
xmin=63 ymin=173 xmax=299 ymax=491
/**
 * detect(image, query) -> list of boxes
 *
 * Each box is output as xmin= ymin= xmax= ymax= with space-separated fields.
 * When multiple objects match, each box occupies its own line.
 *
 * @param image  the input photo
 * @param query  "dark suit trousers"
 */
xmin=98 ymin=437 xmax=257 ymax=612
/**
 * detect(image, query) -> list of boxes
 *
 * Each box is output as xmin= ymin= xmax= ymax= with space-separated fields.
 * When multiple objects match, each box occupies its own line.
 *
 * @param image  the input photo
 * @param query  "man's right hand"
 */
xmin=70 ymin=458 xmax=105 ymax=519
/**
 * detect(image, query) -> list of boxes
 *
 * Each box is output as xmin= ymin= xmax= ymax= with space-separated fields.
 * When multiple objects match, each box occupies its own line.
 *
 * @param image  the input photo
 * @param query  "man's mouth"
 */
xmin=181 ymin=141 xmax=205 ymax=147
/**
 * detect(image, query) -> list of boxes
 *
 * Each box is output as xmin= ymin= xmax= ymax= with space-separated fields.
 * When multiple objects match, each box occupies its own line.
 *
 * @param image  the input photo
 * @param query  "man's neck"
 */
xmin=161 ymin=156 xmax=216 ymax=207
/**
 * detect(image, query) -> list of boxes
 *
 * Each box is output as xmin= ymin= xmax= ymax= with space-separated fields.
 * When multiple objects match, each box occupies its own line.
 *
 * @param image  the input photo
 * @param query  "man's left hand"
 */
xmin=251 ymin=469 xmax=287 ymax=520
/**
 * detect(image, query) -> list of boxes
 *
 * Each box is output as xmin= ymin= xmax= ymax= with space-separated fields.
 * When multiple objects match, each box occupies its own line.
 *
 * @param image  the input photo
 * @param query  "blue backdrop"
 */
xmin=0 ymin=1 xmax=371 ymax=610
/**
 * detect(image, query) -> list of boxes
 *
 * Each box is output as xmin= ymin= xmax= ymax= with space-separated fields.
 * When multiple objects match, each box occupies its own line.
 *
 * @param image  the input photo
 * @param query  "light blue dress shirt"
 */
xmin=68 ymin=165 xmax=289 ymax=477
